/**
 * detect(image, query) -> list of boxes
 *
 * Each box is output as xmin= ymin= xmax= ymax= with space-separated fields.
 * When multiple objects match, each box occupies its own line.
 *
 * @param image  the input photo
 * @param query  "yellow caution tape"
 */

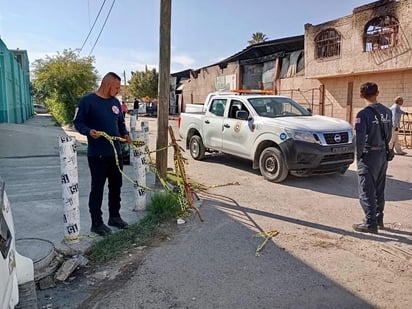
xmin=98 ymin=131 xmax=155 ymax=191
xmin=97 ymin=129 xmax=205 ymax=221
xmin=63 ymin=234 xmax=83 ymax=242
xmin=97 ymin=131 xmax=185 ymax=204
xmin=255 ymin=230 xmax=279 ymax=256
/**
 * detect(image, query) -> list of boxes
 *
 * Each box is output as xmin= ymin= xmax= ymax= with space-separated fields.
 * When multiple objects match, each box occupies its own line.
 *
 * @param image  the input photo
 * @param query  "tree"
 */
xmin=32 ymin=49 xmax=98 ymax=125
xmin=248 ymin=32 xmax=268 ymax=45
xmin=128 ymin=67 xmax=159 ymax=100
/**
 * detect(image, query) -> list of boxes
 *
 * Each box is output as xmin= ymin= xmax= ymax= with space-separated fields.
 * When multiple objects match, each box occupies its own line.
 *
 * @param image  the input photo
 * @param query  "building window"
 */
xmin=364 ymin=15 xmax=399 ymax=52
xmin=315 ymin=28 xmax=341 ymax=59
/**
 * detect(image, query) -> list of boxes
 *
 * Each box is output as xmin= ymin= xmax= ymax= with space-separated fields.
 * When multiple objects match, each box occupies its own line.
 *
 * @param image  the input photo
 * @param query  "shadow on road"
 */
xmin=196 ymin=153 xmax=412 ymax=202
xmin=81 ymin=190 xmax=377 ymax=309
xmin=199 ymin=191 xmax=412 ymax=247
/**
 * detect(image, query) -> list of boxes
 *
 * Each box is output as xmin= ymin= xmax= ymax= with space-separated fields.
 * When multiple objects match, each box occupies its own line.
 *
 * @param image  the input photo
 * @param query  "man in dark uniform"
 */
xmin=74 ymin=72 xmax=132 ymax=236
xmin=133 ymin=98 xmax=140 ymax=118
xmin=353 ymin=82 xmax=392 ymax=234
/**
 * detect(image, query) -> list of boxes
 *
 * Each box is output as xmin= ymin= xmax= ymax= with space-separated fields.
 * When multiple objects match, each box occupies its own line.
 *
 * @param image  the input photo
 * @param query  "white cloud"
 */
xmin=91 ymin=46 xmax=159 ymax=79
xmin=171 ymin=54 xmax=195 ymax=71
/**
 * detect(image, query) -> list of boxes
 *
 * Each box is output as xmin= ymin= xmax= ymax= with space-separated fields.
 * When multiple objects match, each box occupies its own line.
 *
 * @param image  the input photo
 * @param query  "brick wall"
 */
xmin=305 ymin=0 xmax=412 ymax=79
xmin=179 ymin=0 xmax=412 ymax=126
xmin=180 ymin=63 xmax=239 ymax=108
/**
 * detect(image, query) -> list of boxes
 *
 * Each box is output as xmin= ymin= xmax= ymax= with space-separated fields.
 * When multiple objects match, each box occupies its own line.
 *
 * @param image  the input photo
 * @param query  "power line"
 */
xmin=88 ymin=0 xmax=116 ymax=57
xmin=80 ymin=0 xmax=107 ymax=53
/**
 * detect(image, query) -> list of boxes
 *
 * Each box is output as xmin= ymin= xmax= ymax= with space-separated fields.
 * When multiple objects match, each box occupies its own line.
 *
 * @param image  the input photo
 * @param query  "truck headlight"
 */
xmin=285 ymin=129 xmax=319 ymax=144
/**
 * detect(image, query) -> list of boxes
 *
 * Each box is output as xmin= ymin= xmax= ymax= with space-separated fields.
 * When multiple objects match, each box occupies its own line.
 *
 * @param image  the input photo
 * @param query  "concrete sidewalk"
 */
xmin=0 ymin=114 xmax=155 ymax=265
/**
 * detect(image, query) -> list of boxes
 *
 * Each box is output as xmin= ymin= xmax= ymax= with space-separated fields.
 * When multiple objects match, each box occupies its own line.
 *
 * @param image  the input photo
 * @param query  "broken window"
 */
xmin=364 ymin=15 xmax=399 ymax=52
xmin=315 ymin=29 xmax=341 ymax=59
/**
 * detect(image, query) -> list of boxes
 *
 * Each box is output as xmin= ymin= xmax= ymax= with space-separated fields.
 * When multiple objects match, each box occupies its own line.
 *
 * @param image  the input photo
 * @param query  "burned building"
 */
xmin=175 ymin=0 xmax=411 ymax=123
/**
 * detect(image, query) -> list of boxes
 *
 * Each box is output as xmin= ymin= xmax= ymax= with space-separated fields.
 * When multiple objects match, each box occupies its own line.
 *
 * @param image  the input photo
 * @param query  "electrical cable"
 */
xmin=88 ymin=0 xmax=116 ymax=57
xmin=80 ymin=0 xmax=107 ymax=53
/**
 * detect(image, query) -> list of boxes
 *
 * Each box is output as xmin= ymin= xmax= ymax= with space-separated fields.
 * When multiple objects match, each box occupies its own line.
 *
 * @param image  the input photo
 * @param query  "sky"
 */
xmin=0 ymin=0 xmax=373 ymax=81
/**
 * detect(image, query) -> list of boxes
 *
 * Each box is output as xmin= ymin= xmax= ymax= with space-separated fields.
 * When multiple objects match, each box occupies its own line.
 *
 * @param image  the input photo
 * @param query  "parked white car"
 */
xmin=33 ymin=104 xmax=48 ymax=114
xmin=0 ymin=178 xmax=36 ymax=308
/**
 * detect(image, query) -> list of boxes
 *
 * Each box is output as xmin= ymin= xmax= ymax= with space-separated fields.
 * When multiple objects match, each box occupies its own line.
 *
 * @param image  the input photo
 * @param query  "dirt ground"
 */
xmin=181 ymin=154 xmax=412 ymax=309
xmin=36 ymin=220 xmax=180 ymax=309
xmin=36 ymin=118 xmax=412 ymax=308
xmin=39 ymin=160 xmax=411 ymax=308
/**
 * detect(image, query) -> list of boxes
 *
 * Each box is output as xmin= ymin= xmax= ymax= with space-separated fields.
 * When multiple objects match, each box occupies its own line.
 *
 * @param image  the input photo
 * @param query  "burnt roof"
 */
xmin=172 ymin=34 xmax=304 ymax=75
xmin=219 ymin=35 xmax=304 ymax=65
xmin=171 ymin=68 xmax=191 ymax=80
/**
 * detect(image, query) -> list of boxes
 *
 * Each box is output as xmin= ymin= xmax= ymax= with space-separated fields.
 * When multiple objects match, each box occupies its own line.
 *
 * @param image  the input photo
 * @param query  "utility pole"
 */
xmin=156 ymin=0 xmax=171 ymax=180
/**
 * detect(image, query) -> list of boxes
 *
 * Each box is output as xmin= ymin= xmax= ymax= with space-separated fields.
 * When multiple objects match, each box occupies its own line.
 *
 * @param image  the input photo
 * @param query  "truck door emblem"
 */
xmin=234 ymin=122 xmax=241 ymax=133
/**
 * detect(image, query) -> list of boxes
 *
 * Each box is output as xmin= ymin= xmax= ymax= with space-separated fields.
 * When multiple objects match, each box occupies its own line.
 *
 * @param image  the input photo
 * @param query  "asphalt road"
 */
xmin=80 ymin=116 xmax=412 ymax=308
xmin=2 ymin=114 xmax=410 ymax=308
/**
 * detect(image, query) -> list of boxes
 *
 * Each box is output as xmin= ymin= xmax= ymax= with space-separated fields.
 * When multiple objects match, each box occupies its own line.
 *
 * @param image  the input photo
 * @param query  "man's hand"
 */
xmin=123 ymin=135 xmax=132 ymax=144
xmin=89 ymin=129 xmax=101 ymax=139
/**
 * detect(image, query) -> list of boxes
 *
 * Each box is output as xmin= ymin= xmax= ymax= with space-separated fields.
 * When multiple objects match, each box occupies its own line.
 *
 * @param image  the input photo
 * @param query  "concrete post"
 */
xmin=141 ymin=121 xmax=150 ymax=172
xmin=58 ymin=136 xmax=80 ymax=244
xmin=131 ymin=130 xmax=147 ymax=211
xmin=129 ymin=113 xmax=137 ymax=133
xmin=128 ymin=112 xmax=137 ymax=166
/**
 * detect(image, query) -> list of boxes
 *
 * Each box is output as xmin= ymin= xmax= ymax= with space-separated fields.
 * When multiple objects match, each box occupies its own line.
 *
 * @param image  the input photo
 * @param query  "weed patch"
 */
xmin=87 ymin=192 xmax=183 ymax=263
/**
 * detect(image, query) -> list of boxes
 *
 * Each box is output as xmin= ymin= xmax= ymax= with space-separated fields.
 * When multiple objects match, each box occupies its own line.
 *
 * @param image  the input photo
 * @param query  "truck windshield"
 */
xmin=248 ymin=97 xmax=311 ymax=118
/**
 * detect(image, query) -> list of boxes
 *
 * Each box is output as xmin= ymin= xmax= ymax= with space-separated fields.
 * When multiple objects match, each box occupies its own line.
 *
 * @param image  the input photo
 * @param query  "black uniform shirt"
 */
xmin=355 ymin=103 xmax=392 ymax=160
xmin=73 ymin=93 xmax=128 ymax=157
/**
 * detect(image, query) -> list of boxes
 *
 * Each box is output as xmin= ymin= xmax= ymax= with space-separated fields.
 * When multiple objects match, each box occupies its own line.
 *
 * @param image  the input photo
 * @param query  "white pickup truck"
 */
xmin=178 ymin=91 xmax=355 ymax=182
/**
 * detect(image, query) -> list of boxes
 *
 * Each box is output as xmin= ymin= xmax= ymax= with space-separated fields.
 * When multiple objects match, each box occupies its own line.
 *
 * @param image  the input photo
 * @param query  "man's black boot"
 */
xmin=376 ymin=213 xmax=384 ymax=230
xmin=352 ymin=223 xmax=378 ymax=234
xmin=91 ymin=223 xmax=112 ymax=236
xmin=108 ymin=217 xmax=129 ymax=229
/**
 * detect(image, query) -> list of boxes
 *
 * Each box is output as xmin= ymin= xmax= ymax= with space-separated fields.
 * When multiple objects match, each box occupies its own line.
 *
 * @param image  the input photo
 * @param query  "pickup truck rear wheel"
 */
xmin=189 ymin=135 xmax=206 ymax=160
xmin=259 ymin=147 xmax=288 ymax=182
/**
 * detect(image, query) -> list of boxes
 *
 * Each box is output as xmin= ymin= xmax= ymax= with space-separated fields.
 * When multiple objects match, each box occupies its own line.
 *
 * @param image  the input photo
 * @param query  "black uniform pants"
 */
xmin=87 ymin=156 xmax=123 ymax=226
xmin=357 ymin=150 xmax=387 ymax=226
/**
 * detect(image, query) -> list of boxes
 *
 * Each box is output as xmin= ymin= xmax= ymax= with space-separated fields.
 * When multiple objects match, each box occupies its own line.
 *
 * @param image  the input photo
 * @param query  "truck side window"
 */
xmin=229 ymin=100 xmax=248 ymax=119
xmin=210 ymin=99 xmax=226 ymax=117
xmin=229 ymin=105 xmax=240 ymax=118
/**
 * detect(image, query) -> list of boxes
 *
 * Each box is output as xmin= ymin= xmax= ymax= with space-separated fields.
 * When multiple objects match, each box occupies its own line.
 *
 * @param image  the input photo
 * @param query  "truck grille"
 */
xmin=322 ymin=132 xmax=349 ymax=145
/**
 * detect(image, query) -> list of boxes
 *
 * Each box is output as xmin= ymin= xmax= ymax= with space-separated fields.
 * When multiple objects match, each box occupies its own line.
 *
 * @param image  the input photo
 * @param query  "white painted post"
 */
xmin=140 ymin=121 xmax=150 ymax=172
xmin=132 ymin=130 xmax=147 ymax=211
xmin=129 ymin=110 xmax=137 ymax=162
xmin=59 ymin=136 xmax=80 ymax=244
xmin=129 ymin=113 xmax=137 ymax=133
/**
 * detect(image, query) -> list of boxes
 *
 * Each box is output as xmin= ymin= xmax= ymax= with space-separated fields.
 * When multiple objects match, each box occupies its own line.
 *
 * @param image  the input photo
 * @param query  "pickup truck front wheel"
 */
xmin=259 ymin=147 xmax=288 ymax=182
xmin=189 ymin=135 xmax=206 ymax=160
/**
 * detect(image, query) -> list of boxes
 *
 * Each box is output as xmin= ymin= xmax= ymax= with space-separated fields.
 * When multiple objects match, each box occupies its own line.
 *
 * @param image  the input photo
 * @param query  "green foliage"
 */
xmin=87 ymin=216 xmax=158 ymax=262
xmin=146 ymin=192 xmax=182 ymax=220
xmin=31 ymin=49 xmax=98 ymax=125
xmin=128 ymin=68 xmax=159 ymax=99
xmin=87 ymin=191 xmax=182 ymax=263
xmin=248 ymin=32 xmax=268 ymax=45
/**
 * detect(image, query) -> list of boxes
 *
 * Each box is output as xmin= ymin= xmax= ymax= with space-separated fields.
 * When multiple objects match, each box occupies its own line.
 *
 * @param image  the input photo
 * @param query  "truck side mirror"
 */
xmin=236 ymin=110 xmax=249 ymax=120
